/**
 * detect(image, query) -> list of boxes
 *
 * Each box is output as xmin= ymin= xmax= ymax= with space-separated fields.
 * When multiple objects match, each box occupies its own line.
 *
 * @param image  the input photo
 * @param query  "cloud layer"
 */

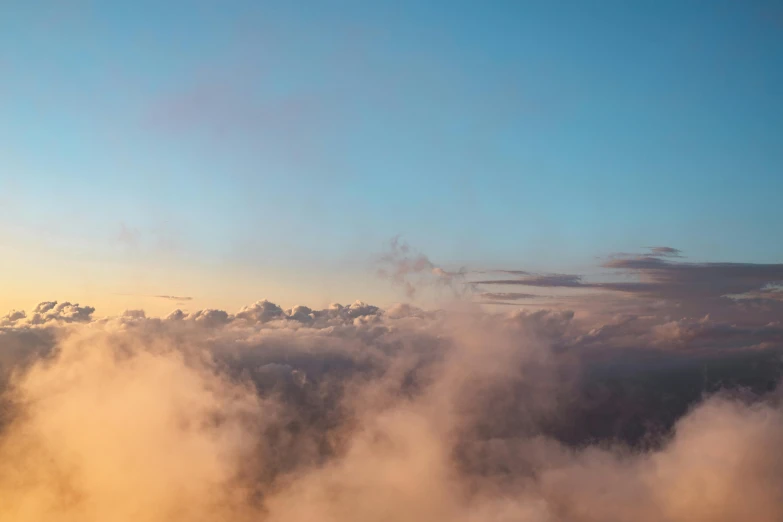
xmin=473 ymin=247 xmax=783 ymax=303
xmin=1 ymin=270 xmax=782 ymax=520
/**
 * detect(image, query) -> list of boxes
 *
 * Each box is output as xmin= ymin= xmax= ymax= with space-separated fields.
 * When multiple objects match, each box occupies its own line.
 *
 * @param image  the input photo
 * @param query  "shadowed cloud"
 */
xmin=473 ymin=274 xmax=585 ymax=288
xmin=472 ymin=251 xmax=783 ymax=304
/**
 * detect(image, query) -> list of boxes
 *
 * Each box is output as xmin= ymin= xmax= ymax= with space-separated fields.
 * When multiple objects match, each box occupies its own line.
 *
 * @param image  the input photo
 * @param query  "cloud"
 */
xmin=4 ymin=301 xmax=97 ymax=326
xmin=122 ymin=309 xmax=147 ymax=319
xmin=235 ymin=299 xmax=284 ymax=324
xmin=1 ymin=288 xmax=782 ymax=521
xmin=473 ymin=273 xmax=585 ymax=288
xmin=599 ymin=256 xmax=783 ymax=300
xmin=471 ymin=251 xmax=783 ymax=315
xmin=154 ymin=295 xmax=194 ymax=302
xmin=0 ymin=310 xmax=26 ymax=327
xmin=114 ymin=294 xmax=194 ymax=302
xmin=646 ymin=246 xmax=682 ymax=257
xmin=480 ymin=292 xmax=540 ymax=301
xmin=189 ymin=308 xmax=232 ymax=327
xmin=376 ymin=236 xmax=468 ymax=298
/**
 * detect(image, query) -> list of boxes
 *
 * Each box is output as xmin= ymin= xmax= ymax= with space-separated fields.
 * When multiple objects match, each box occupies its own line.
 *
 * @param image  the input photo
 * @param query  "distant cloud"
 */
xmin=646 ymin=246 xmax=683 ymax=257
xmin=471 ymin=251 xmax=783 ymax=304
xmin=599 ymin=256 xmax=783 ymax=300
xmin=484 ymin=269 xmax=532 ymax=276
xmin=479 ymin=292 xmax=539 ymax=301
xmin=376 ymin=236 xmax=468 ymax=298
xmin=25 ymin=301 xmax=95 ymax=325
xmin=473 ymin=273 xmax=584 ymax=288
xmin=153 ymin=295 xmax=193 ymax=302
xmin=114 ymin=293 xmax=194 ymax=302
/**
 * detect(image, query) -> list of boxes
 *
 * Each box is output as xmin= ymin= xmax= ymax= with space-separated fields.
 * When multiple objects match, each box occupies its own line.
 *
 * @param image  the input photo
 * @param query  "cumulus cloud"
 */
xmin=0 ymin=288 xmax=781 ymax=521
xmin=0 ymin=310 xmax=26 ymax=326
xmin=189 ymin=308 xmax=232 ymax=327
xmin=235 ymin=300 xmax=284 ymax=324
xmin=5 ymin=301 xmax=97 ymax=326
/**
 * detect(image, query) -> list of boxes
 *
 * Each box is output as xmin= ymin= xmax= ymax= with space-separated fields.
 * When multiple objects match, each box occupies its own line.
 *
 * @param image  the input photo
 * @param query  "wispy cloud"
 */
xmin=646 ymin=246 xmax=683 ymax=257
xmin=113 ymin=293 xmax=194 ymax=302
xmin=376 ymin=236 xmax=469 ymax=298
xmin=472 ymin=273 xmax=585 ymax=288
xmin=479 ymin=292 xmax=540 ymax=301
xmin=153 ymin=295 xmax=194 ymax=302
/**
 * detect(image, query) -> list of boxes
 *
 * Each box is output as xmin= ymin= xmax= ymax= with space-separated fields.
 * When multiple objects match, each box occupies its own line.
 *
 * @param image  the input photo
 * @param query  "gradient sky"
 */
xmin=1 ymin=1 xmax=782 ymax=315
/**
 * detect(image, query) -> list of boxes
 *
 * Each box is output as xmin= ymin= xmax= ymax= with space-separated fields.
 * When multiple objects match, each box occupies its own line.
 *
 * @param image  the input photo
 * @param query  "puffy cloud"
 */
xmin=18 ymin=301 xmax=96 ymax=325
xmin=286 ymin=305 xmax=314 ymax=323
xmin=32 ymin=301 xmax=57 ymax=314
xmin=189 ymin=308 xmax=232 ymax=327
xmin=0 ymin=293 xmax=782 ymax=521
xmin=385 ymin=302 xmax=426 ymax=319
xmin=235 ymin=300 xmax=284 ymax=324
xmin=166 ymin=309 xmax=187 ymax=321
xmin=0 ymin=310 xmax=26 ymax=327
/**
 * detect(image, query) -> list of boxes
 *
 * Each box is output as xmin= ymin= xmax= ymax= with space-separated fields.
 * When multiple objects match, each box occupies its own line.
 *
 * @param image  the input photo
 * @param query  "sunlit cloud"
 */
xmin=1 ymin=260 xmax=782 ymax=521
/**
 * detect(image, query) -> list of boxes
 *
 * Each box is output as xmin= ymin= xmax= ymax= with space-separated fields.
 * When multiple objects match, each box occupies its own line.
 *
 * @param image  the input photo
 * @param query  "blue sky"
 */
xmin=1 ymin=1 xmax=782 ymax=313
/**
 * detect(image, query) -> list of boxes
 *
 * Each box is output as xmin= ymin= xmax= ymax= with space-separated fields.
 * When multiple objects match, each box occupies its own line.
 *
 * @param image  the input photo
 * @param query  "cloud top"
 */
xmin=0 ymin=286 xmax=781 ymax=521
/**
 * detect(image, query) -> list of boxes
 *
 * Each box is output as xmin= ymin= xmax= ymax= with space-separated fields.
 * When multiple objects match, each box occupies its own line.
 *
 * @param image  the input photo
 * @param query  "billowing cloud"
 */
xmin=0 ymin=288 xmax=781 ymax=520
xmin=235 ymin=299 xmax=284 ymax=323
xmin=0 ymin=310 xmax=26 ymax=327
xmin=2 ymin=301 xmax=97 ymax=326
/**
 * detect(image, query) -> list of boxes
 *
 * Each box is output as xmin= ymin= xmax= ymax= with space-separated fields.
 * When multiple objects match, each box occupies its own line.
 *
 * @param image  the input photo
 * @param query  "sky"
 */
xmin=1 ymin=0 xmax=782 ymax=315
xmin=3 ymin=4 xmax=783 ymax=519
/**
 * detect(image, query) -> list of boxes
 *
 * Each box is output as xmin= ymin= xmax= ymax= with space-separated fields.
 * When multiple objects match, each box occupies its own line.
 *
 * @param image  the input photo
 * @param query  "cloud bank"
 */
xmin=473 ymin=247 xmax=783 ymax=303
xmin=0 ymin=274 xmax=781 ymax=522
